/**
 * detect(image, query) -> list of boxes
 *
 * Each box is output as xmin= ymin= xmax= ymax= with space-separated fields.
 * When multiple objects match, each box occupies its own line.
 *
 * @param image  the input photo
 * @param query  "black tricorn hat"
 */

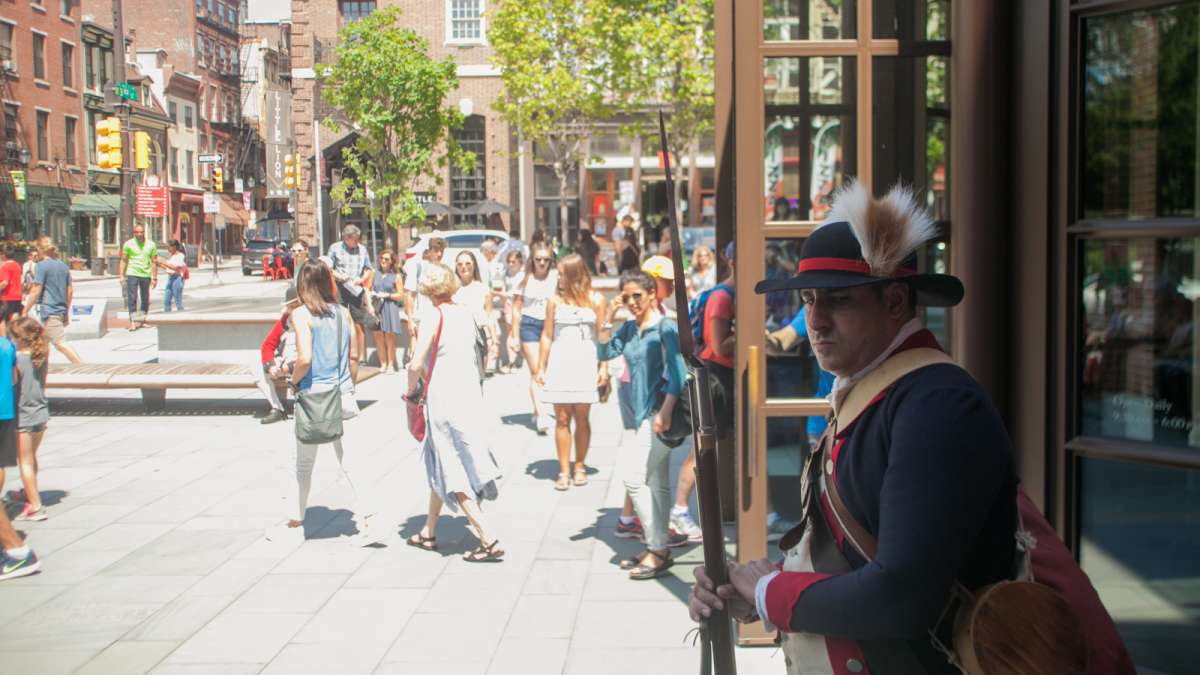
xmin=754 ymin=181 xmax=963 ymax=307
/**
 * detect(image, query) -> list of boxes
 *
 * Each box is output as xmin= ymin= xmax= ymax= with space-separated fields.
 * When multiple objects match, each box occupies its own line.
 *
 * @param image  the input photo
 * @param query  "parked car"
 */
xmin=242 ymin=239 xmax=279 ymax=276
xmin=403 ymin=229 xmax=512 ymax=267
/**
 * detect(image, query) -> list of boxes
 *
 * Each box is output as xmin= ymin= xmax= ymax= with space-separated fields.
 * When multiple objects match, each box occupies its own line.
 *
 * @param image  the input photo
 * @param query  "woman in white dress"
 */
xmin=509 ymin=242 xmax=558 ymax=434
xmin=536 ymin=255 xmax=608 ymax=490
xmin=452 ymin=251 xmax=496 ymax=377
xmin=496 ymin=249 xmax=525 ymax=373
xmin=406 ymin=262 xmax=504 ymax=562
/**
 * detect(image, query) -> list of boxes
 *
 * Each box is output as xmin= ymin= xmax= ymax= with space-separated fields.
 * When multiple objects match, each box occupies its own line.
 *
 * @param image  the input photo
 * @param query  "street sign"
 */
xmin=135 ymin=186 xmax=169 ymax=218
xmin=115 ymin=82 xmax=138 ymax=101
xmin=215 ymin=213 xmax=226 ymax=231
xmin=143 ymin=174 xmax=161 ymax=187
xmin=197 ymin=153 xmax=224 ymax=164
xmin=234 ymin=177 xmax=244 ymax=193
xmin=242 ymin=192 xmax=251 ymax=210
xmin=10 ymin=170 xmax=25 ymax=201
xmin=203 ymin=192 xmax=219 ymax=214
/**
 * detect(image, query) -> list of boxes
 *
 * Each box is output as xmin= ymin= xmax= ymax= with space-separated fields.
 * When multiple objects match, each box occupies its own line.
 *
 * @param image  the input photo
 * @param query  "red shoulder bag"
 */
xmin=403 ymin=309 xmax=443 ymax=442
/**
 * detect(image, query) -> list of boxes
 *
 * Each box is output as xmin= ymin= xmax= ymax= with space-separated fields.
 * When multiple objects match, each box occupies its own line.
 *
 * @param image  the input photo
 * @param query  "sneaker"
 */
xmin=670 ymin=510 xmax=703 ymax=543
xmin=615 ymin=517 xmax=644 ymax=540
xmin=0 ymin=550 xmax=40 ymax=581
xmin=664 ymin=530 xmax=691 ymax=548
xmin=260 ymin=409 xmax=288 ymax=425
xmin=14 ymin=504 xmax=47 ymax=522
xmin=767 ymin=517 xmax=800 ymax=542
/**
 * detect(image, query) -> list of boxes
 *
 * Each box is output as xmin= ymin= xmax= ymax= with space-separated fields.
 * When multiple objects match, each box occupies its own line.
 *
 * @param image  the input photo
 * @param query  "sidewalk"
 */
xmin=71 ymin=259 xmax=243 ymax=284
xmin=0 ymin=364 xmax=782 ymax=673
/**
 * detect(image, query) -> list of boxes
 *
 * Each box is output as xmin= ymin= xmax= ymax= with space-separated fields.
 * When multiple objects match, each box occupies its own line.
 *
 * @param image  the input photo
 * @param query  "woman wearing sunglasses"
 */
xmin=596 ymin=270 xmax=689 ymax=580
xmin=509 ymin=242 xmax=558 ymax=434
xmin=371 ymin=249 xmax=405 ymax=372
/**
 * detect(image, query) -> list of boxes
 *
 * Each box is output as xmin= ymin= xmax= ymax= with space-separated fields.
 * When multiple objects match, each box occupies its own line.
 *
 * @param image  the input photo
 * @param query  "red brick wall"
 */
xmin=289 ymin=0 xmax=515 ymax=246
xmin=1 ymin=0 xmax=87 ymax=193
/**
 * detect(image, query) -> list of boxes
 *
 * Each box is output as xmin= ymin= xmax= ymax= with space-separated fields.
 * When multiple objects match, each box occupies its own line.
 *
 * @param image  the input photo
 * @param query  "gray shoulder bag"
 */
xmin=294 ymin=308 xmax=345 ymax=444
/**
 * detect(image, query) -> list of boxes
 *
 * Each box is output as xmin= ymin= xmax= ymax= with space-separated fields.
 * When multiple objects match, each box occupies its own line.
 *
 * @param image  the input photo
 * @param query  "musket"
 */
xmin=658 ymin=111 xmax=737 ymax=675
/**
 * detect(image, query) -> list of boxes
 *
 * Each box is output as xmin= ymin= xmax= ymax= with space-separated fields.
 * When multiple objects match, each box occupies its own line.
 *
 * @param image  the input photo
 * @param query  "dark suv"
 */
xmin=242 ymin=239 xmax=279 ymax=276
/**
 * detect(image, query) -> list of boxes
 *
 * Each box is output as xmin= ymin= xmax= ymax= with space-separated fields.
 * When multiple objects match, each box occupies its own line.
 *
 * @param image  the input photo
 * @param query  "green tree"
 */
xmin=603 ymin=0 xmax=715 ymax=215
xmin=490 ymin=0 xmax=609 ymax=240
xmin=316 ymin=6 xmax=472 ymax=229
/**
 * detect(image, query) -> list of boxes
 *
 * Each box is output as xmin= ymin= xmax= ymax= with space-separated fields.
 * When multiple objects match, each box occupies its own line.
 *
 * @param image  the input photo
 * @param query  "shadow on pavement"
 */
xmin=582 ymin=506 xmax=698 ymax=606
xmin=500 ymin=412 xmax=537 ymax=431
xmin=45 ymin=397 xmax=378 ymax=417
xmin=397 ymin=512 xmax=478 ymax=556
xmin=524 ymin=460 xmax=601 ymax=483
xmin=302 ymin=506 xmax=357 ymax=540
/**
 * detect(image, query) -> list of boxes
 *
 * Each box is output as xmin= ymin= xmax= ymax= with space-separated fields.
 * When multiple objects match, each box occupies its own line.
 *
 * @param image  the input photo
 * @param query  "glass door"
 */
xmin=729 ymin=0 xmax=951 ymax=645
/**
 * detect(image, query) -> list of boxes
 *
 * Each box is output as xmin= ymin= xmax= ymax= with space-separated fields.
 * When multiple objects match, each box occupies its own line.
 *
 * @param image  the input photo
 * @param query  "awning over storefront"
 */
xmin=178 ymin=192 xmax=204 ymax=206
xmin=218 ymin=193 xmax=248 ymax=227
xmin=69 ymin=194 xmax=121 ymax=216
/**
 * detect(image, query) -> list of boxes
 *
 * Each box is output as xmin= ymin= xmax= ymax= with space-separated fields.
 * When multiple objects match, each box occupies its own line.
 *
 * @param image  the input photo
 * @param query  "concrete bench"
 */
xmin=152 ymin=313 xmax=283 ymax=363
xmin=47 ymin=363 xmax=380 ymax=411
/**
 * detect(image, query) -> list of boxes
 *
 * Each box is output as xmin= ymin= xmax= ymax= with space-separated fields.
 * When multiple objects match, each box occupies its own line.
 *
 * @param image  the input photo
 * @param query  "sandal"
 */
xmin=554 ymin=473 xmax=570 ymax=491
xmin=627 ymin=550 xmax=673 ymax=580
xmin=573 ymin=467 xmax=588 ymax=486
xmin=463 ymin=539 xmax=504 ymax=563
xmin=406 ymin=532 xmax=437 ymax=551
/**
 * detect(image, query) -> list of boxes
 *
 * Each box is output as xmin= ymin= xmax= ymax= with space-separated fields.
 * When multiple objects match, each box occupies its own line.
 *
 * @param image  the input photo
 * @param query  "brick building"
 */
xmin=136 ymin=47 xmax=203 ymax=251
xmin=0 ymin=0 xmax=88 ymax=248
xmin=239 ymin=17 xmax=292 ymax=241
xmin=70 ymin=22 xmax=172 ymax=266
xmin=289 ymin=0 xmax=520 ymax=251
xmin=83 ymin=0 xmax=248 ymax=255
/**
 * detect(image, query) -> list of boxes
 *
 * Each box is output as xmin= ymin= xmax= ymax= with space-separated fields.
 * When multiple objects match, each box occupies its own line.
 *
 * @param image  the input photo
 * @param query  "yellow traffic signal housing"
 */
xmin=283 ymin=154 xmax=296 ymax=189
xmin=96 ymin=117 xmax=122 ymax=170
xmin=133 ymin=131 xmax=150 ymax=170
xmin=212 ymin=165 xmax=224 ymax=192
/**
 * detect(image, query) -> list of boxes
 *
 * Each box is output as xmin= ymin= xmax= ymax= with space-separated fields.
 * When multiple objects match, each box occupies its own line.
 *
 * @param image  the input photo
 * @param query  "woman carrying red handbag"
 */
xmin=404 ymin=262 xmax=504 ymax=563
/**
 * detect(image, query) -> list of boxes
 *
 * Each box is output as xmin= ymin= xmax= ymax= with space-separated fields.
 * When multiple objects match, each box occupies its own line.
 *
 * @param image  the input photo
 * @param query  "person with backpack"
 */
xmin=688 ymin=182 xmax=1134 ymax=675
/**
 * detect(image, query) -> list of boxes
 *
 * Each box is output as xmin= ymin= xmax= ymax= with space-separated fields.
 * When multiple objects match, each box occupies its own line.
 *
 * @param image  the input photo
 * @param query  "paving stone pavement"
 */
xmin=1 ymin=344 xmax=782 ymax=674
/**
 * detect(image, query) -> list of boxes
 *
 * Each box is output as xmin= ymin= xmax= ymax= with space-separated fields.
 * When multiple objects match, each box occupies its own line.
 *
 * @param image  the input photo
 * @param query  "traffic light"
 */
xmin=212 ymin=165 xmax=224 ymax=192
xmin=133 ymin=131 xmax=150 ymax=170
xmin=96 ymin=116 xmax=122 ymax=170
xmin=283 ymin=154 xmax=296 ymax=189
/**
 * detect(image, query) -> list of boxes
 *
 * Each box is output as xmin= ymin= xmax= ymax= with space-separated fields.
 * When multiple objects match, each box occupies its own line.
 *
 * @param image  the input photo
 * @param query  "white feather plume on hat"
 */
xmin=824 ymin=180 xmax=938 ymax=278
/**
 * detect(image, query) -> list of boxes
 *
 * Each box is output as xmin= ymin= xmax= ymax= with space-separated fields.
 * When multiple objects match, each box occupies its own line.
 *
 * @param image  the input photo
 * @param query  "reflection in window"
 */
xmin=873 ymin=55 xmax=950 ymax=221
xmin=1080 ymin=238 xmax=1200 ymax=448
xmin=764 ymin=239 xmax=829 ymax=401
xmin=872 ymin=0 xmax=950 ymax=40
xmin=764 ymin=0 xmax=856 ymax=41
xmin=1079 ymin=457 xmax=1200 ymax=672
xmin=1082 ymin=3 xmax=1200 ymax=220
xmin=765 ymin=57 xmax=856 ymax=222
xmin=766 ymin=416 xmax=821 ymax=553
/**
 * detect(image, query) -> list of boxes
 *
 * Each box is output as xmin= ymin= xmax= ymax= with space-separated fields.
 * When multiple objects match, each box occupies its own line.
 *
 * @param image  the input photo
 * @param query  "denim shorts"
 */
xmin=18 ymin=422 xmax=47 ymax=434
xmin=519 ymin=316 xmax=545 ymax=343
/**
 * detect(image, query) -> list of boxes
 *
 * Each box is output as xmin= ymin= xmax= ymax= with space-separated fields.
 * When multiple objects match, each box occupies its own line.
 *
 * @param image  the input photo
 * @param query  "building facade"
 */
xmin=289 ymin=0 xmax=518 ymax=251
xmin=83 ymin=0 xmax=248 ymax=256
xmin=239 ymin=18 xmax=292 ymax=241
xmin=136 ymin=47 xmax=203 ymax=250
xmin=0 ymin=0 xmax=87 ymax=249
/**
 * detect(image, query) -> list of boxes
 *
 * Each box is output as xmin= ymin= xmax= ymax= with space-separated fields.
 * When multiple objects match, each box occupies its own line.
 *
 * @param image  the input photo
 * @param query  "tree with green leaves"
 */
xmin=316 ymin=6 xmax=472 ymax=229
xmin=603 ymin=0 xmax=715 ymax=216
xmin=490 ymin=0 xmax=609 ymax=241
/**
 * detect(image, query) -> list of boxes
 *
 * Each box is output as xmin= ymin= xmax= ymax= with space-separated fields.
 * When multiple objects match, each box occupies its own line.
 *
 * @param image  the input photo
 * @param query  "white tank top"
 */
xmin=520 ymin=270 xmax=558 ymax=321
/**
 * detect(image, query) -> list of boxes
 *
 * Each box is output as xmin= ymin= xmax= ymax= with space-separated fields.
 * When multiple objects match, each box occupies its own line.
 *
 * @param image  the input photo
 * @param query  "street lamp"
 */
xmin=17 ymin=148 xmax=29 ymax=240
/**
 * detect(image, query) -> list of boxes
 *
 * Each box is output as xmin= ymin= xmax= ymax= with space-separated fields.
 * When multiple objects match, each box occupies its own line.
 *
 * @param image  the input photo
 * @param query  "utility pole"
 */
xmin=111 ymin=0 xmax=133 ymax=275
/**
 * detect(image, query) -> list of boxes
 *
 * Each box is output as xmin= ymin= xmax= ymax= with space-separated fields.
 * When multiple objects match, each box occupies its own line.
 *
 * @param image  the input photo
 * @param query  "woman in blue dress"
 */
xmin=371 ymin=249 xmax=405 ymax=372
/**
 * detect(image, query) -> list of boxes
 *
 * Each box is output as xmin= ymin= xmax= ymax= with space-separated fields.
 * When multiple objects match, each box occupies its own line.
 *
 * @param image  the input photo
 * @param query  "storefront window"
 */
xmin=1078 ymin=456 xmax=1200 ymax=672
xmin=765 ymin=416 xmax=819 ymax=555
xmin=1082 ymin=3 xmax=1200 ymax=220
xmin=764 ymin=0 xmax=856 ymax=42
xmin=764 ymin=57 xmax=856 ymax=222
xmin=1080 ymin=237 xmax=1200 ymax=448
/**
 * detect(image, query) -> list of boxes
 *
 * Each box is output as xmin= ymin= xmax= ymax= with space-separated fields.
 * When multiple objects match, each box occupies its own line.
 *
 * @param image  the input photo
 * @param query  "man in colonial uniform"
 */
xmin=688 ymin=181 xmax=1021 ymax=674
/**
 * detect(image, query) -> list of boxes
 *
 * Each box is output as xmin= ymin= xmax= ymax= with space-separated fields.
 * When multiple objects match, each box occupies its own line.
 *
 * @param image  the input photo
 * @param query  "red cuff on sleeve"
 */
xmin=764 ymin=571 xmax=833 ymax=632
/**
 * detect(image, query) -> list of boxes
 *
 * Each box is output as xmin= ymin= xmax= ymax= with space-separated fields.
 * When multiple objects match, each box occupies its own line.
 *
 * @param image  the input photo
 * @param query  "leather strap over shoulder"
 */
xmin=834 ymin=347 xmax=955 ymax=434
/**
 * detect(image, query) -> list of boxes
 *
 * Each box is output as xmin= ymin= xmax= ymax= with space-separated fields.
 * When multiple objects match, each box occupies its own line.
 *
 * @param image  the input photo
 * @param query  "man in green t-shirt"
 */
xmin=119 ymin=225 xmax=158 ymax=331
